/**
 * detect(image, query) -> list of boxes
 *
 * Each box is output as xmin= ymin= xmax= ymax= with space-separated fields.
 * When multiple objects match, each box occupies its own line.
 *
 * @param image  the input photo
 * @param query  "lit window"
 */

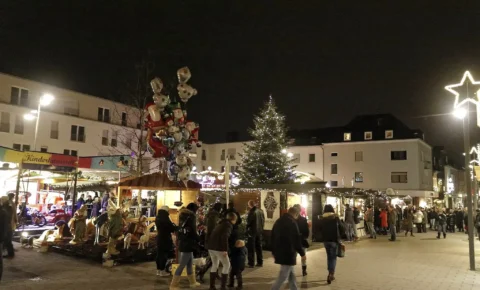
xmin=344 ymin=133 xmax=351 ymax=141
xmin=331 ymin=164 xmax=338 ymax=174
xmin=364 ymin=131 xmax=372 ymax=140
xmin=385 ymin=130 xmax=393 ymax=139
xmin=355 ymin=172 xmax=363 ymax=182
xmin=391 ymin=172 xmax=407 ymax=183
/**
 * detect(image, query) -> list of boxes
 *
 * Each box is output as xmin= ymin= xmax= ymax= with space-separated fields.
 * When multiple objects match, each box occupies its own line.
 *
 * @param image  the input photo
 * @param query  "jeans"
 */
xmin=209 ymin=250 xmax=231 ymax=274
xmin=247 ymin=234 xmax=263 ymax=266
xmin=437 ymin=224 xmax=446 ymax=234
xmin=430 ymin=219 xmax=436 ymax=230
xmin=229 ymin=268 xmax=243 ymax=287
xmin=367 ymin=222 xmax=376 ymax=238
xmin=323 ymin=242 xmax=338 ymax=273
xmin=174 ymin=252 xmax=193 ymax=276
xmin=389 ymin=224 xmax=396 ymax=240
xmin=271 ymin=265 xmax=297 ymax=290
xmin=301 ymin=247 xmax=307 ymax=266
xmin=4 ymin=229 xmax=14 ymax=257
xmin=156 ymin=250 xmax=168 ymax=271
xmin=345 ymin=223 xmax=355 ymax=241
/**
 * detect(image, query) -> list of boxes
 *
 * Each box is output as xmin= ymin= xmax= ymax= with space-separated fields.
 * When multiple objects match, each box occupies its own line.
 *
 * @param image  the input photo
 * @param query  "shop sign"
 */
xmin=78 ymin=156 xmax=131 ymax=171
xmin=260 ymin=190 xmax=280 ymax=230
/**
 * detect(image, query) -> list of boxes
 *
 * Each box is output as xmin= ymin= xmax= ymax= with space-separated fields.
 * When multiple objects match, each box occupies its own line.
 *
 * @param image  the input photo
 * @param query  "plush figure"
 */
xmin=150 ymin=77 xmax=164 ymax=93
xmin=124 ymin=233 xmax=132 ymax=250
xmin=146 ymin=129 xmax=169 ymax=158
xmin=134 ymin=216 xmax=148 ymax=238
xmin=93 ymin=212 xmax=109 ymax=245
xmin=138 ymin=232 xmax=149 ymax=250
xmin=152 ymin=94 xmax=170 ymax=111
xmin=85 ymin=218 xmax=96 ymax=240
xmin=145 ymin=103 xmax=164 ymax=129
xmin=177 ymin=83 xmax=197 ymax=103
xmin=170 ymin=103 xmax=185 ymax=124
xmin=177 ymin=166 xmax=191 ymax=181
xmin=68 ymin=205 xmax=87 ymax=245
xmin=106 ymin=200 xmax=123 ymax=256
xmin=185 ymin=121 xmax=201 ymax=148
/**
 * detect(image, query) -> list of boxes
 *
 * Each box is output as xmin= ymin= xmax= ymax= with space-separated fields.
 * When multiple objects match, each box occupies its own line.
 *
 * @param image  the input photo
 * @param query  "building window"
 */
xmin=14 ymin=115 xmax=24 ymax=134
xmin=40 ymin=146 xmax=48 ymax=152
xmin=331 ymin=164 xmax=338 ymax=174
xmin=227 ymin=148 xmax=236 ymax=160
xmin=71 ymin=125 xmax=85 ymax=142
xmin=331 ymin=152 xmax=338 ymax=157
xmin=355 ymin=172 xmax=364 ymax=182
xmin=202 ymin=149 xmax=206 ymax=161
xmin=220 ymin=149 xmax=225 ymax=161
xmin=391 ymin=172 xmax=408 ymax=183
xmin=64 ymin=107 xmax=79 ymax=116
xmin=330 ymin=181 xmax=338 ymax=187
xmin=64 ymin=149 xmax=77 ymax=156
xmin=111 ymin=131 xmax=117 ymax=147
xmin=98 ymin=107 xmax=110 ymax=123
xmin=344 ymin=132 xmax=351 ymax=141
xmin=385 ymin=130 xmax=393 ymax=139
xmin=13 ymin=143 xmax=21 ymax=150
xmin=355 ymin=151 xmax=363 ymax=162
xmin=364 ymin=131 xmax=372 ymax=140
xmin=50 ymin=121 xmax=59 ymax=139
xmin=121 ymin=112 xmax=127 ymax=126
xmin=19 ymin=144 xmax=30 ymax=151
xmin=102 ymin=130 xmax=109 ymax=146
xmin=10 ymin=87 xmax=29 ymax=107
xmin=292 ymin=153 xmax=300 ymax=163
xmin=221 ymin=166 xmax=225 ymax=172
xmin=309 ymin=154 xmax=316 ymax=162
xmin=391 ymin=151 xmax=407 ymax=160
xmin=0 ymin=112 xmax=10 ymax=133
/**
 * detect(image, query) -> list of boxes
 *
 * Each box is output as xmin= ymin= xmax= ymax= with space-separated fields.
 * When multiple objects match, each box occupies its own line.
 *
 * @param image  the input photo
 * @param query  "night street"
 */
xmin=2 ymin=232 xmax=480 ymax=290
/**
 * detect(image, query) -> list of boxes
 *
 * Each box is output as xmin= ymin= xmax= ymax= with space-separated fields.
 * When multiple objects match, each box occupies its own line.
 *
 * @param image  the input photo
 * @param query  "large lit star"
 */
xmin=470 ymin=144 xmax=480 ymax=165
xmin=445 ymin=71 xmax=480 ymax=108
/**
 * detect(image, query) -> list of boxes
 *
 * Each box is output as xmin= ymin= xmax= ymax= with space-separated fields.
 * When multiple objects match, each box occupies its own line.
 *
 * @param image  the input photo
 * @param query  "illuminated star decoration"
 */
xmin=445 ymin=71 xmax=480 ymax=109
xmin=470 ymin=144 xmax=480 ymax=165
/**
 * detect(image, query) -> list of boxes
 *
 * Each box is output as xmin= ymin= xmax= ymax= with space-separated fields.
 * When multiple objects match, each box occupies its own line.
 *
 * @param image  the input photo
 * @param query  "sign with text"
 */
xmin=260 ymin=190 xmax=280 ymax=231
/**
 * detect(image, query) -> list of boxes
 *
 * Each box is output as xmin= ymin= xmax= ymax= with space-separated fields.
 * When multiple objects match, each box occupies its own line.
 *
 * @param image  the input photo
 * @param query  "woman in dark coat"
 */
xmin=170 ymin=203 xmax=200 ymax=289
xmin=155 ymin=206 xmax=177 ymax=277
xmin=318 ymin=204 xmax=340 ymax=284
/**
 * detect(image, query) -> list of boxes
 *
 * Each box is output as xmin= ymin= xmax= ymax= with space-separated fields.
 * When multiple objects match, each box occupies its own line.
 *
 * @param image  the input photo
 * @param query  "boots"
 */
xmin=236 ymin=273 xmax=243 ymax=290
xmin=443 ymin=232 xmax=446 ymax=239
xmin=227 ymin=273 xmax=235 ymax=288
xmin=209 ymin=272 xmax=217 ymax=290
xmin=170 ymin=275 xmax=181 ymax=290
xmin=327 ymin=272 xmax=335 ymax=284
xmin=187 ymin=274 xmax=200 ymax=288
xmin=302 ymin=265 xmax=307 ymax=276
xmin=437 ymin=233 xmax=440 ymax=239
xmin=220 ymin=274 xmax=228 ymax=290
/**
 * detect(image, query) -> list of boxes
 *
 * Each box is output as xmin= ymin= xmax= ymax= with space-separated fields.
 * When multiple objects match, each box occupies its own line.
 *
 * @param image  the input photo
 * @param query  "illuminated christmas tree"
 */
xmin=237 ymin=97 xmax=296 ymax=185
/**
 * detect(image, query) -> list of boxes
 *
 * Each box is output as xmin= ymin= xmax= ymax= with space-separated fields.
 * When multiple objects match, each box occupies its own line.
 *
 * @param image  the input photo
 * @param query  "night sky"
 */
xmin=1 ymin=1 xmax=480 ymax=161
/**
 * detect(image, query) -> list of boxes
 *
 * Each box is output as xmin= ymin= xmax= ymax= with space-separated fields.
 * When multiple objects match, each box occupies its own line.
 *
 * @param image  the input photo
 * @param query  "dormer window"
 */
xmin=364 ymin=131 xmax=372 ymax=140
xmin=385 ymin=130 xmax=393 ymax=139
xmin=344 ymin=133 xmax=351 ymax=141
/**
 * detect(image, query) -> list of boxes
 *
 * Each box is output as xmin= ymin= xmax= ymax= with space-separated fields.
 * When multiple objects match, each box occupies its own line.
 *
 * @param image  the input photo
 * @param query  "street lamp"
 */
xmin=24 ymin=93 xmax=54 ymax=151
xmin=445 ymin=71 xmax=478 ymax=271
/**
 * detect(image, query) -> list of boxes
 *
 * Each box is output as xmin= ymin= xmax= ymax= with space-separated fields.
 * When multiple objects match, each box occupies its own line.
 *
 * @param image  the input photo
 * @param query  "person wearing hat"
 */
xmin=155 ymin=206 xmax=177 ymax=277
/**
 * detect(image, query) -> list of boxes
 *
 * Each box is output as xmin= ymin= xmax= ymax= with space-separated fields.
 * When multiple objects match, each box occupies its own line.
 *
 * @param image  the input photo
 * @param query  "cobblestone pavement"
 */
xmin=2 ymin=231 xmax=480 ymax=290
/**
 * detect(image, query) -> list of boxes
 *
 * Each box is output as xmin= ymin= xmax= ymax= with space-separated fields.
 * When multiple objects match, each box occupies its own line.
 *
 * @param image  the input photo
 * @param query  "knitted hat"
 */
xmin=160 ymin=205 xmax=170 ymax=212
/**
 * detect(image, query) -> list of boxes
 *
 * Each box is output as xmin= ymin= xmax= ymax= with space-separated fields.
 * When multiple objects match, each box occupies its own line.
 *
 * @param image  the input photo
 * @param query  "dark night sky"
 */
xmin=2 ymin=1 xmax=480 ymax=161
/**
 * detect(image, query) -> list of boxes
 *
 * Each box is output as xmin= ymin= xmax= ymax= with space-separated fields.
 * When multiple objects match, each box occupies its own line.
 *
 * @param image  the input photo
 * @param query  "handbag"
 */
xmin=336 ymin=243 xmax=345 ymax=258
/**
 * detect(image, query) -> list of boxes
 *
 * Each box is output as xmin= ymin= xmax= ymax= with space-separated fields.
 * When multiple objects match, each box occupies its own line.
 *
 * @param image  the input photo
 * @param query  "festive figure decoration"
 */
xmin=138 ymin=232 xmax=149 ymax=250
xmin=237 ymin=97 xmax=296 ymax=184
xmin=68 ymin=205 xmax=88 ymax=244
xmin=124 ymin=233 xmax=132 ymax=250
xmin=106 ymin=200 xmax=123 ymax=256
xmin=144 ymin=67 xmax=200 ymax=181
xmin=94 ymin=212 xmax=109 ymax=245
xmin=134 ymin=215 xmax=148 ymax=238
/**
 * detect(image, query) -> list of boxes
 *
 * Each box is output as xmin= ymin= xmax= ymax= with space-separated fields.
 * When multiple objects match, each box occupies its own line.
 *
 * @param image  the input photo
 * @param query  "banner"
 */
xmin=78 ymin=156 xmax=131 ymax=171
xmin=260 ymin=190 xmax=280 ymax=230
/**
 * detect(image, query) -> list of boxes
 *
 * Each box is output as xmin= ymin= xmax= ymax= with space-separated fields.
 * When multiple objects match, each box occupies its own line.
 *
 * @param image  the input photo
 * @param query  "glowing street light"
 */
xmin=23 ymin=93 xmax=55 ymax=151
xmin=453 ymin=107 xmax=468 ymax=119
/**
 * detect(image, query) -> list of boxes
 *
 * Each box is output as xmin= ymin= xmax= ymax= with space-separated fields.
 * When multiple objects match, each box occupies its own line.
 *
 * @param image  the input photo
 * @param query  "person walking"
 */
xmin=395 ymin=205 xmax=403 ymax=233
xmin=421 ymin=208 xmax=428 ymax=233
xmin=365 ymin=206 xmax=376 ymax=239
xmin=207 ymin=212 xmax=237 ymax=290
xmin=344 ymin=204 xmax=356 ymax=241
xmin=379 ymin=208 xmax=388 ymax=235
xmin=388 ymin=205 xmax=397 ymax=241
xmin=414 ymin=208 xmax=424 ymax=233
xmin=246 ymin=200 xmax=264 ymax=268
xmin=463 ymin=208 xmax=469 ymax=235
xmin=155 ymin=206 xmax=177 ymax=277
xmin=404 ymin=207 xmax=414 ymax=237
xmin=475 ymin=209 xmax=480 ymax=241
xmin=170 ymin=203 xmax=200 ymax=290
xmin=0 ymin=200 xmax=8 ymax=282
xmin=456 ymin=208 xmax=464 ymax=232
xmin=205 ymin=203 xmax=222 ymax=248
xmin=318 ymin=204 xmax=341 ymax=284
xmin=227 ymin=240 xmax=247 ymax=290
xmin=293 ymin=204 xmax=309 ymax=276
xmin=430 ymin=208 xmax=438 ymax=231
xmin=271 ymin=207 xmax=306 ymax=290
xmin=436 ymin=209 xmax=447 ymax=239
xmin=1 ymin=195 xmax=15 ymax=259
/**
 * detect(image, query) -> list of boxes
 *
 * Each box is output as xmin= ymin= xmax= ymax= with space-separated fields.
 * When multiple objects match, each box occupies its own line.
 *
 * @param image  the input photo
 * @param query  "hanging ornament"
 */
xmin=177 ymin=83 xmax=197 ymax=103
xmin=177 ymin=67 xmax=192 ymax=84
xmin=150 ymin=77 xmax=164 ymax=94
xmin=176 ymin=153 xmax=188 ymax=166
xmin=152 ymin=94 xmax=170 ymax=111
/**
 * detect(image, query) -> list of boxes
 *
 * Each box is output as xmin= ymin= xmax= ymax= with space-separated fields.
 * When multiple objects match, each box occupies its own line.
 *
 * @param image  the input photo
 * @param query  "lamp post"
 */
xmin=447 ymin=71 xmax=478 ymax=271
xmin=24 ymin=93 xmax=54 ymax=151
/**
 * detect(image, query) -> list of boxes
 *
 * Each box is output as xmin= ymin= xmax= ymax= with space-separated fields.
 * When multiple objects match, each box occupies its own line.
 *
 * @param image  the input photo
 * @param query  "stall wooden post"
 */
xmin=14 ymin=163 xmax=23 ymax=208
xmin=72 ymin=168 xmax=78 ymax=215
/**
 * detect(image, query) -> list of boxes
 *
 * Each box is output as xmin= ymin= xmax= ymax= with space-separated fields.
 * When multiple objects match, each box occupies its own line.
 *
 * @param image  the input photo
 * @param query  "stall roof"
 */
xmin=119 ymin=172 xmax=201 ymax=190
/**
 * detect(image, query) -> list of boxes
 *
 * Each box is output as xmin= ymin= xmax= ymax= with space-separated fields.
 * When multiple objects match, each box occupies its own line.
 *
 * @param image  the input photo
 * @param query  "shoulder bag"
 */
xmin=335 ymin=217 xmax=345 ymax=258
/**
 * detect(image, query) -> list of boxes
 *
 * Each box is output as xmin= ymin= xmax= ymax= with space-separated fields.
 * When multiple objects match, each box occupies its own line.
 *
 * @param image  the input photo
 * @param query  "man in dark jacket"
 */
xmin=0 ymin=202 xmax=8 ymax=281
xmin=271 ymin=207 xmax=306 ymax=290
xmin=246 ymin=200 xmax=265 ymax=267
xmin=456 ymin=208 xmax=464 ymax=232
xmin=205 ymin=203 xmax=222 ymax=248
xmin=388 ymin=205 xmax=398 ymax=241
xmin=207 ymin=212 xmax=237 ymax=290
xmin=155 ymin=206 xmax=176 ymax=277
xmin=1 ymin=196 xmax=15 ymax=258
xmin=344 ymin=204 xmax=356 ymax=241
xmin=293 ymin=204 xmax=309 ymax=276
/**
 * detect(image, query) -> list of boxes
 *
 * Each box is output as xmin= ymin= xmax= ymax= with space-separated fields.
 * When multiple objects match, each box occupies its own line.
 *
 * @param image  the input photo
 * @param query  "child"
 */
xmin=228 ymin=240 xmax=247 ymax=290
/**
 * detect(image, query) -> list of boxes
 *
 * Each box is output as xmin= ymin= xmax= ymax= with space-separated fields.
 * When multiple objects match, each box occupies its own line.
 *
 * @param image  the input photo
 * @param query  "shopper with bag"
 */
xmin=155 ymin=206 xmax=177 ymax=277
xmin=318 ymin=204 xmax=343 ymax=285
xmin=293 ymin=204 xmax=309 ymax=276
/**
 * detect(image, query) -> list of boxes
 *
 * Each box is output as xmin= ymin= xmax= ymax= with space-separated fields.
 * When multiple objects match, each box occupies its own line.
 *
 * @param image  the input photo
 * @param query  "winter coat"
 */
xmin=344 ymin=208 xmax=355 ymax=224
xmin=2 ymin=201 xmax=15 ymax=231
xmin=475 ymin=212 xmax=480 ymax=228
xmin=353 ymin=208 xmax=360 ymax=224
xmin=296 ymin=215 xmax=309 ymax=248
xmin=205 ymin=209 xmax=221 ymax=247
xmin=91 ymin=201 xmax=101 ymax=218
xmin=318 ymin=212 xmax=340 ymax=242
xmin=230 ymin=245 xmax=247 ymax=271
xmin=0 ymin=206 xmax=7 ymax=243
xmin=207 ymin=219 xmax=233 ymax=252
xmin=271 ymin=213 xmax=305 ymax=266
xmin=364 ymin=210 xmax=374 ymax=223
xmin=247 ymin=206 xmax=265 ymax=236
xmin=178 ymin=208 xmax=199 ymax=253
xmin=224 ymin=207 xmax=242 ymax=249
xmin=76 ymin=197 xmax=85 ymax=210
xmin=155 ymin=209 xmax=177 ymax=253
xmin=379 ymin=211 xmax=388 ymax=228
xmin=388 ymin=210 xmax=397 ymax=225
xmin=421 ymin=211 xmax=427 ymax=224
xmin=455 ymin=211 xmax=464 ymax=224
xmin=414 ymin=211 xmax=424 ymax=224
xmin=437 ymin=213 xmax=447 ymax=225
xmin=431 ymin=211 xmax=439 ymax=222
xmin=101 ymin=195 xmax=109 ymax=212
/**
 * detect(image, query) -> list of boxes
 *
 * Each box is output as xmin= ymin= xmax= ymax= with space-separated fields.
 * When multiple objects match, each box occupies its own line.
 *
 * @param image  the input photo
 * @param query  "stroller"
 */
xmin=195 ymin=228 xmax=212 ymax=283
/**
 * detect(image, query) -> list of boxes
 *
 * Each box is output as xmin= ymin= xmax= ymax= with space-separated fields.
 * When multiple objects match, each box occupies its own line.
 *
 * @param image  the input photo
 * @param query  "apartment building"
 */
xmin=0 ymin=72 xmax=153 ymax=172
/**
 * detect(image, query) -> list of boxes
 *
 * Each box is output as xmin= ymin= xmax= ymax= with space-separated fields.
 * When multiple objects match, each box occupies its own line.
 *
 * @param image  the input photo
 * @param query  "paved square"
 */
xmin=2 ymin=231 xmax=480 ymax=289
